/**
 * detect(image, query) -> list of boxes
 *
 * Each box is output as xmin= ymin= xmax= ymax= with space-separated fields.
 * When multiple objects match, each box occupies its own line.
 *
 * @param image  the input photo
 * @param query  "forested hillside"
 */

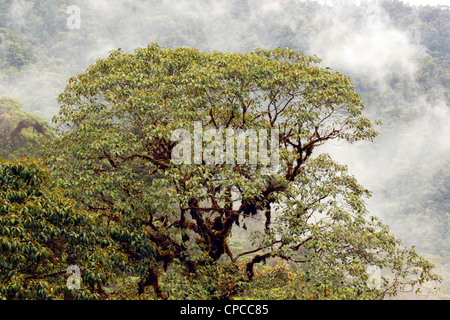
xmin=0 ymin=97 xmax=53 ymax=159
xmin=0 ymin=0 xmax=448 ymax=300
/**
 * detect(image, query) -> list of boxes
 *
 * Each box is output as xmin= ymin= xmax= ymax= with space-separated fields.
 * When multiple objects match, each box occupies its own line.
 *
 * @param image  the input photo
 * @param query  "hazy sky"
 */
xmin=314 ymin=0 xmax=448 ymax=7
xmin=402 ymin=0 xmax=449 ymax=5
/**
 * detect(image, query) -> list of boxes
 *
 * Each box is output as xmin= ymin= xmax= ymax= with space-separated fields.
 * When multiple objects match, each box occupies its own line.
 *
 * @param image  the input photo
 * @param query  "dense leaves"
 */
xmin=45 ymin=44 xmax=439 ymax=299
xmin=0 ymin=159 xmax=124 ymax=299
xmin=0 ymin=0 xmax=447 ymax=300
xmin=0 ymin=97 xmax=54 ymax=160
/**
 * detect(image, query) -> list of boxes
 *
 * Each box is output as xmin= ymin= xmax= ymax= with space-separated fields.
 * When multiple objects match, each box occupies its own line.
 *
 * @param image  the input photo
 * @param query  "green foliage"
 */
xmin=247 ymin=153 xmax=440 ymax=298
xmin=0 ymin=158 xmax=125 ymax=299
xmin=0 ymin=0 xmax=447 ymax=300
xmin=0 ymin=97 xmax=54 ymax=160
xmin=0 ymin=29 xmax=36 ymax=71
xmin=239 ymin=260 xmax=378 ymax=300
xmin=44 ymin=43 xmax=439 ymax=299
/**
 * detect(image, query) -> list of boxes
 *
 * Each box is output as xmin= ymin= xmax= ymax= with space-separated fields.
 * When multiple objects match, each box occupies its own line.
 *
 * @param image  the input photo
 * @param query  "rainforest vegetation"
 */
xmin=0 ymin=0 xmax=448 ymax=300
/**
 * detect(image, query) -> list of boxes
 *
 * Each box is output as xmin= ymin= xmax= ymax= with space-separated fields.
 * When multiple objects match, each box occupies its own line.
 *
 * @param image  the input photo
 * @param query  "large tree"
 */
xmin=46 ymin=44 xmax=439 ymax=299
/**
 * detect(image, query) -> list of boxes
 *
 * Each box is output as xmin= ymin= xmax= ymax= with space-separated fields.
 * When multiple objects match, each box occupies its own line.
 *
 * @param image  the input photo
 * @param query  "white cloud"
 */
xmin=402 ymin=0 xmax=449 ymax=5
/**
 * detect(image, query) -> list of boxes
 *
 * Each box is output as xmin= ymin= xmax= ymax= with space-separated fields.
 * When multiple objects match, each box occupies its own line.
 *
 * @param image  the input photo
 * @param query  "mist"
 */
xmin=0 ymin=0 xmax=448 ymax=297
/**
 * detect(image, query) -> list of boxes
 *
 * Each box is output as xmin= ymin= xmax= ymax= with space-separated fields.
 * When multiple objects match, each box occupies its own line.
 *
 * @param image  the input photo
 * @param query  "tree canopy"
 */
xmin=0 ymin=97 xmax=54 ymax=160
xmin=44 ymin=44 xmax=440 ymax=299
xmin=0 ymin=158 xmax=125 ymax=299
xmin=0 ymin=0 xmax=448 ymax=300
